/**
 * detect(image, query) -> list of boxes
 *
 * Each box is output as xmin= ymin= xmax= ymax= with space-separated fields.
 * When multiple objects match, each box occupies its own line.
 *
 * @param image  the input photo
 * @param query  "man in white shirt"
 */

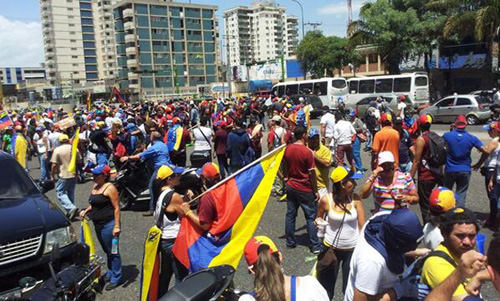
xmin=397 ymin=95 xmax=407 ymax=119
xmin=333 ymin=112 xmax=356 ymax=172
xmin=320 ymin=111 xmax=336 ymax=147
xmin=33 ymin=126 xmax=50 ymax=181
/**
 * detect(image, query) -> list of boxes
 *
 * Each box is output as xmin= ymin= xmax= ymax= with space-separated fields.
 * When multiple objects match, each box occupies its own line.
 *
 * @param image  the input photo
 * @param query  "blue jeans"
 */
xmin=149 ymin=168 xmax=159 ymax=212
xmin=444 ymin=171 xmax=471 ymax=207
xmin=39 ymin=154 xmax=49 ymax=181
xmin=55 ymin=178 xmax=76 ymax=213
xmin=352 ymin=137 xmax=363 ymax=171
xmin=285 ymin=185 xmax=321 ymax=251
xmin=96 ymin=153 xmax=109 ymax=165
xmin=366 ymin=130 xmax=374 ymax=149
xmin=399 ymin=161 xmax=413 ymax=174
xmin=94 ymin=220 xmax=122 ymax=284
xmin=485 ymin=170 xmax=498 ymax=222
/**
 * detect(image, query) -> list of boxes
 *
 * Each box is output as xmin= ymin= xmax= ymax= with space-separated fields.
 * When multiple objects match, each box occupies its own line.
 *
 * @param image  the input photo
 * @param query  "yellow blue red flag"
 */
xmin=173 ymin=145 xmax=285 ymax=272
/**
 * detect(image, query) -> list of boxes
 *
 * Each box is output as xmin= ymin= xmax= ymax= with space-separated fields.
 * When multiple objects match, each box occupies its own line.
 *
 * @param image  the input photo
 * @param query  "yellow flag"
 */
xmin=87 ymin=93 xmax=92 ymax=111
xmin=81 ymin=218 xmax=96 ymax=257
xmin=67 ymin=128 xmax=80 ymax=174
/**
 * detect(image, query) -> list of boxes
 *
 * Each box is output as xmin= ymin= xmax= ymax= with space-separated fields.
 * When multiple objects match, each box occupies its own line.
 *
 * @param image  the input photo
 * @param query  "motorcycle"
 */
xmin=491 ymin=104 xmax=500 ymax=121
xmin=159 ymin=265 xmax=242 ymax=301
xmin=114 ymin=161 xmax=204 ymax=210
xmin=1 ymin=243 xmax=103 ymax=301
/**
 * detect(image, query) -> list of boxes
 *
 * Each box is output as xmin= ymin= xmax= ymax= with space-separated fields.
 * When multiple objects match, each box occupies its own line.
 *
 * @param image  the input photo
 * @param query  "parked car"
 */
xmin=420 ymin=94 xmax=491 ymax=125
xmin=470 ymin=90 xmax=495 ymax=104
xmin=290 ymin=94 xmax=324 ymax=118
xmin=0 ymin=152 xmax=78 ymax=296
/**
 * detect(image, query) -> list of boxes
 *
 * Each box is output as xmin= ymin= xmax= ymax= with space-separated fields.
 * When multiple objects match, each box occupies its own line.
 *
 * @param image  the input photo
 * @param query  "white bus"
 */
xmin=346 ymin=72 xmax=429 ymax=108
xmin=271 ymin=77 xmax=349 ymax=109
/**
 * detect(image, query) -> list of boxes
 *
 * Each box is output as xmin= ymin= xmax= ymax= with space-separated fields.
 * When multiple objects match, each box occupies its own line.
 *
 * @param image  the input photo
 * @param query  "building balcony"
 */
xmin=46 ymin=66 xmax=56 ymax=73
xmin=41 ymin=18 xmax=50 ymax=26
xmin=125 ymin=34 xmax=135 ymax=43
xmin=123 ymin=8 xmax=134 ymax=19
xmin=128 ymin=72 xmax=139 ymax=80
xmin=126 ymin=46 xmax=136 ymax=56
xmin=127 ymin=59 xmax=138 ymax=68
xmin=124 ymin=21 xmax=134 ymax=31
xmin=46 ymin=59 xmax=55 ymax=66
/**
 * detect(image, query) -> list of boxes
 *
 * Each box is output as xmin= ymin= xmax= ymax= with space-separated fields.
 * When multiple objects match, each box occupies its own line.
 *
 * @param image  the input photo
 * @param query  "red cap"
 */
xmin=455 ymin=115 xmax=467 ymax=129
xmin=199 ymin=162 xmax=220 ymax=179
xmin=244 ymin=236 xmax=279 ymax=267
xmin=399 ymin=95 xmax=406 ymax=101
xmin=380 ymin=113 xmax=392 ymax=124
xmin=418 ymin=114 xmax=432 ymax=125
xmin=172 ymin=117 xmax=181 ymax=124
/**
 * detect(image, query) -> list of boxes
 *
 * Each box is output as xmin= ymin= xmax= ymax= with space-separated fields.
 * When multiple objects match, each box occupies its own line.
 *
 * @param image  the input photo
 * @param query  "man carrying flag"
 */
xmin=51 ymin=133 xmax=81 ymax=219
xmin=166 ymin=117 xmax=191 ymax=167
xmin=172 ymin=145 xmax=285 ymax=273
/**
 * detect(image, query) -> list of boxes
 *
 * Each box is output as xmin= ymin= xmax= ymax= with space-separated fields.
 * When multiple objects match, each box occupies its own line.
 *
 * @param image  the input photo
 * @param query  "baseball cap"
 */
xmin=271 ymin=115 xmax=281 ymax=122
xmin=172 ymin=117 xmax=181 ymax=124
xmin=394 ymin=117 xmax=403 ymax=124
xmin=378 ymin=151 xmax=395 ymax=165
xmin=441 ymin=207 xmax=478 ymax=226
xmin=483 ymin=121 xmax=500 ymax=132
xmin=418 ymin=114 xmax=432 ymax=125
xmin=197 ymin=162 xmax=220 ymax=179
xmin=380 ymin=113 xmax=392 ymax=123
xmin=91 ymin=164 xmax=111 ymax=176
xmin=349 ymin=108 xmax=357 ymax=117
xmin=308 ymin=127 xmax=319 ymax=138
xmin=429 ymin=187 xmax=456 ymax=214
xmin=157 ymin=165 xmax=185 ymax=180
xmin=244 ymin=236 xmax=280 ymax=268
xmin=455 ymin=115 xmax=467 ymax=129
xmin=330 ymin=166 xmax=355 ymax=183
xmin=398 ymin=95 xmax=406 ymax=101
xmin=58 ymin=134 xmax=69 ymax=142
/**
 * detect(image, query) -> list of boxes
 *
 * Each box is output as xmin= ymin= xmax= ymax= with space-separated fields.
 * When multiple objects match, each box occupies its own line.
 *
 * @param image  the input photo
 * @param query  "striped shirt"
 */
xmin=372 ymin=171 xmax=416 ymax=211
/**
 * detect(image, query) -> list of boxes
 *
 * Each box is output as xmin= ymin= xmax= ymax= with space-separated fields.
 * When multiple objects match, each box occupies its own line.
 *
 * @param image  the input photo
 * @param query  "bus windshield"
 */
xmin=332 ymin=79 xmax=347 ymax=89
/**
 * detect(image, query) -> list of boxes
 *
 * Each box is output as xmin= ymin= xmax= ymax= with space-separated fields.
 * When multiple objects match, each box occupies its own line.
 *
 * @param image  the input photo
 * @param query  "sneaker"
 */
xmin=311 ymin=249 xmax=322 ymax=255
xmin=105 ymin=282 xmax=121 ymax=291
xmin=142 ymin=211 xmax=154 ymax=217
xmin=68 ymin=207 xmax=79 ymax=220
xmin=286 ymin=244 xmax=297 ymax=249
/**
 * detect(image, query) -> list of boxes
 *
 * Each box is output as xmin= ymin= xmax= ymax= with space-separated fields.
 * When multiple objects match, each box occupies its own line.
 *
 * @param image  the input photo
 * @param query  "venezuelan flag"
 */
xmin=173 ymin=145 xmax=285 ymax=272
xmin=167 ymin=125 xmax=184 ymax=152
xmin=0 ymin=111 xmax=13 ymax=129
xmin=67 ymin=128 xmax=80 ymax=174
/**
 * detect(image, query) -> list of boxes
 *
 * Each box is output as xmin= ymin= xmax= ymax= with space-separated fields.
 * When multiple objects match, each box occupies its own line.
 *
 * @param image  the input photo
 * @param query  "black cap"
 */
xmin=441 ymin=207 xmax=478 ymax=226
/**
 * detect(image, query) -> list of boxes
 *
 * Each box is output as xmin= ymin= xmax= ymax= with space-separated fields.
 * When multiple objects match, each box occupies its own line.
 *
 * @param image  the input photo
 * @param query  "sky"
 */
xmin=0 ymin=0 xmax=362 ymax=67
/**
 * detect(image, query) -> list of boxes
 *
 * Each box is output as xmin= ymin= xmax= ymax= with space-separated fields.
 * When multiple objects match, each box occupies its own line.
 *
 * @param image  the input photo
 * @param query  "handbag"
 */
xmin=316 ymin=205 xmax=347 ymax=275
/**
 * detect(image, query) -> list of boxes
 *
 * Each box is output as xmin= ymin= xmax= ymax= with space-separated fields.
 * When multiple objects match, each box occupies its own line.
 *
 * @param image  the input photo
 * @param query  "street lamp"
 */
xmin=290 ymin=0 xmax=305 ymax=39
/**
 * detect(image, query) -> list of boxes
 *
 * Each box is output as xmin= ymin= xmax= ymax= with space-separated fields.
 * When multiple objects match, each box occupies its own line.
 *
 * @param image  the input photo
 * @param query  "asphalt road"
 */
xmin=31 ymin=121 xmax=499 ymax=301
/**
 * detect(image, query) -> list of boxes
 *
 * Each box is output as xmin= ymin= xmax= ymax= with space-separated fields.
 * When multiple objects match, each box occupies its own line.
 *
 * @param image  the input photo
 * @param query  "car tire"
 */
xmin=119 ymin=190 xmax=131 ymax=210
xmin=466 ymin=115 xmax=479 ymax=125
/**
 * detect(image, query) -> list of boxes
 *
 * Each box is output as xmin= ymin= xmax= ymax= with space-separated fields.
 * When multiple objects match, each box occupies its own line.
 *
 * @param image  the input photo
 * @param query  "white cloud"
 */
xmin=317 ymin=1 xmax=364 ymax=17
xmin=0 ymin=15 xmax=44 ymax=67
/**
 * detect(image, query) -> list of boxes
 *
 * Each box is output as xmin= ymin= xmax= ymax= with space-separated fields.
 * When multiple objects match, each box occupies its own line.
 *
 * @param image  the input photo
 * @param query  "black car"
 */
xmin=290 ymin=94 xmax=325 ymax=118
xmin=0 ymin=152 xmax=78 ymax=296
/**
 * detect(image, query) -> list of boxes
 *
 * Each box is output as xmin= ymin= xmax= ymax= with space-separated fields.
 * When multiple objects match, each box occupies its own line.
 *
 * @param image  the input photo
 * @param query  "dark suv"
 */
xmin=0 ymin=152 xmax=78 ymax=295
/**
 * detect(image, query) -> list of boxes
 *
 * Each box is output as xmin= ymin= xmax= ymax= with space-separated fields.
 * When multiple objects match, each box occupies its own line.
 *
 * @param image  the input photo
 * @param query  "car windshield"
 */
xmin=475 ymin=95 xmax=492 ymax=104
xmin=0 ymin=158 xmax=39 ymax=199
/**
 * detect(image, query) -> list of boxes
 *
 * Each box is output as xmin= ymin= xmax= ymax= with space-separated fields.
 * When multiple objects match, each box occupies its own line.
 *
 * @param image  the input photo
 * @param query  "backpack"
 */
xmin=272 ymin=128 xmax=283 ymax=150
xmin=424 ymin=132 xmax=447 ymax=168
xmin=400 ymin=250 xmax=458 ymax=301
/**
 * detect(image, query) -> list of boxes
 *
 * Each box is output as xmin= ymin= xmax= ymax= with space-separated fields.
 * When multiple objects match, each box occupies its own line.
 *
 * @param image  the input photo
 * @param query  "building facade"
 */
xmin=113 ymin=0 xmax=219 ymax=96
xmin=93 ymin=0 xmax=120 ymax=82
xmin=224 ymin=1 xmax=299 ymax=66
xmin=0 ymin=67 xmax=46 ymax=85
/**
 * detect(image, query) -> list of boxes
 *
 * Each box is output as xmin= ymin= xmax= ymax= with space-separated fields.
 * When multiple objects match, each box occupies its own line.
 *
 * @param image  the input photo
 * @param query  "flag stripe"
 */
xmin=174 ymin=126 xmax=183 ymax=151
xmin=235 ymin=163 xmax=265 ymax=207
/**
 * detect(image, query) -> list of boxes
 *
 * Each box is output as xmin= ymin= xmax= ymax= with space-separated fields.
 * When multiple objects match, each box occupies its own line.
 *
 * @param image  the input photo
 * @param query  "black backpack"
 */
xmin=424 ymin=132 xmax=447 ymax=168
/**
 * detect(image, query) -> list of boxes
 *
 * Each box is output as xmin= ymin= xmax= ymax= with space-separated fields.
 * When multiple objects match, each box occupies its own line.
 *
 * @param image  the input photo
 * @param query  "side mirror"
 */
xmin=40 ymin=180 xmax=55 ymax=193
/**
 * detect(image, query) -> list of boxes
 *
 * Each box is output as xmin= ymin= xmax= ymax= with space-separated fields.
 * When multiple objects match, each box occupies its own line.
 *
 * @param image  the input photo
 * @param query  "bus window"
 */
xmin=272 ymin=86 xmax=278 ymax=96
xmin=299 ymin=83 xmax=313 ymax=94
xmin=394 ymin=77 xmax=411 ymax=92
xmin=332 ymin=79 xmax=347 ymax=89
xmin=359 ymin=80 xmax=375 ymax=94
xmin=286 ymin=84 xmax=298 ymax=95
xmin=278 ymin=85 xmax=284 ymax=97
xmin=349 ymin=80 xmax=359 ymax=94
xmin=415 ymin=76 xmax=428 ymax=86
xmin=313 ymin=81 xmax=327 ymax=95
xmin=375 ymin=79 xmax=393 ymax=93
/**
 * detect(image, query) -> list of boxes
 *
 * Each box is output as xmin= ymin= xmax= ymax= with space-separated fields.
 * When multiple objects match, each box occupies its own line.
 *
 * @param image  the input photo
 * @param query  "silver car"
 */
xmin=421 ymin=95 xmax=491 ymax=125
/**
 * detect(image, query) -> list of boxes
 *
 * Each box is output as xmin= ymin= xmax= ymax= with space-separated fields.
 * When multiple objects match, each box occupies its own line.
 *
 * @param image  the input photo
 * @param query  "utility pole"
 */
xmin=290 ymin=0 xmax=305 ymax=39
xmin=305 ymin=22 xmax=322 ymax=32
xmin=224 ymin=33 xmax=232 ymax=97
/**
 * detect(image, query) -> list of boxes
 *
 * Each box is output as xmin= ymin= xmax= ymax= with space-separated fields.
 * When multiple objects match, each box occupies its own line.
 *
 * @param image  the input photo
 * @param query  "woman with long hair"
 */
xmin=315 ymin=166 xmax=365 ymax=299
xmin=80 ymin=164 xmax=123 ymax=291
xmin=153 ymin=165 xmax=189 ymax=297
xmin=239 ymin=236 xmax=329 ymax=301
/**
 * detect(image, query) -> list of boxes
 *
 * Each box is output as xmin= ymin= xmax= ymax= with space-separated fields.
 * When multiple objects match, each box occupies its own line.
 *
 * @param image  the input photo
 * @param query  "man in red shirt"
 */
xmin=410 ymin=114 xmax=443 ymax=223
xmin=283 ymin=126 xmax=321 ymax=254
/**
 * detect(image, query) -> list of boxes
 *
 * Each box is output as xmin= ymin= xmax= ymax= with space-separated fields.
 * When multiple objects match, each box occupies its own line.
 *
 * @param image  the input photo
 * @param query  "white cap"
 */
xmin=299 ymin=97 xmax=305 ymax=102
xmin=271 ymin=115 xmax=281 ymax=122
xmin=378 ymin=151 xmax=395 ymax=165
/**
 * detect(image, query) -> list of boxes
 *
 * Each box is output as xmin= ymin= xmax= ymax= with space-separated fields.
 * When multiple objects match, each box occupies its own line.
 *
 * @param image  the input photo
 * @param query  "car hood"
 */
xmin=0 ymin=195 xmax=69 ymax=244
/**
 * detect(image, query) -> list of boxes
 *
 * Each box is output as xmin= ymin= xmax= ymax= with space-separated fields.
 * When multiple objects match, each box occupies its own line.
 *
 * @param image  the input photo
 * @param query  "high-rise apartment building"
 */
xmin=224 ymin=1 xmax=299 ymax=66
xmin=0 ymin=67 xmax=46 ymax=85
xmin=93 ymin=0 xmax=120 ymax=81
xmin=113 ymin=0 xmax=219 ymax=95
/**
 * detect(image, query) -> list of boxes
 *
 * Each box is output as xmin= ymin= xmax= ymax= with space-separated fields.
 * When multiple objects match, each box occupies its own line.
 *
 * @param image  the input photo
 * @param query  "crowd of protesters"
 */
xmin=1 ymin=93 xmax=500 ymax=300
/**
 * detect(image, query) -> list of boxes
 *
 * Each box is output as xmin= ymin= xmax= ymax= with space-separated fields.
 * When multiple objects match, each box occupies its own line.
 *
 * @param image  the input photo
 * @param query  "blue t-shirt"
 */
xmin=443 ymin=129 xmax=482 ymax=172
xmin=139 ymin=141 xmax=172 ymax=170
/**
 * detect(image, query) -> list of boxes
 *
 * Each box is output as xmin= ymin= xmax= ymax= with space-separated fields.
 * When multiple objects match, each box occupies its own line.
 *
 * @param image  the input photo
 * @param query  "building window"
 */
xmin=70 ymin=39 xmax=76 ymax=42
xmin=72 ymin=55 xmax=78 ymax=58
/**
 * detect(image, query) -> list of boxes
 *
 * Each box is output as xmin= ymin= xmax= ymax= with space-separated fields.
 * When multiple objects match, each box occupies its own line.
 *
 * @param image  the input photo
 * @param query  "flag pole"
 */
xmin=186 ymin=144 xmax=286 ymax=205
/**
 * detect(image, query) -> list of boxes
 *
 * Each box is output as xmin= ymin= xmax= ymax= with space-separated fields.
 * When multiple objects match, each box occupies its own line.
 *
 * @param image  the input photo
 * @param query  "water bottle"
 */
xmin=111 ymin=237 xmax=119 ymax=255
